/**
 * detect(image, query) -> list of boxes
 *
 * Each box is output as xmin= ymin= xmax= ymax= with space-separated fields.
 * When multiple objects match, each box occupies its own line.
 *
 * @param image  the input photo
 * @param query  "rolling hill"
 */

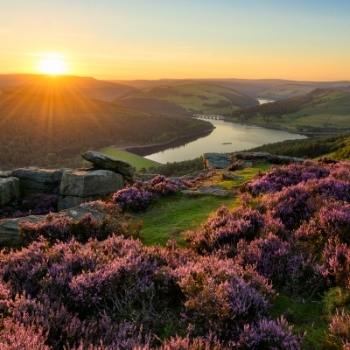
xmin=0 ymin=74 xmax=138 ymax=102
xmin=116 ymin=83 xmax=258 ymax=116
xmin=0 ymin=80 xmax=212 ymax=169
xmin=229 ymin=87 xmax=350 ymax=134
xmin=115 ymin=78 xmax=350 ymax=101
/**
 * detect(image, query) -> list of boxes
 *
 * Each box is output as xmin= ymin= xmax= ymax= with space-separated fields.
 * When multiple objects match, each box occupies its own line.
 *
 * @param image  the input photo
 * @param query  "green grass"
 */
xmin=100 ymin=147 xmax=160 ymax=170
xmin=134 ymin=194 xmax=237 ymax=246
xmin=134 ymin=164 xmax=270 ymax=246
xmin=271 ymin=294 xmax=328 ymax=350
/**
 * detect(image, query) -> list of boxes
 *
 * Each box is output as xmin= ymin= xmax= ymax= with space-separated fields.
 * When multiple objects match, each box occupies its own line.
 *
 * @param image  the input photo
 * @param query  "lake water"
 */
xmin=145 ymin=119 xmax=306 ymax=164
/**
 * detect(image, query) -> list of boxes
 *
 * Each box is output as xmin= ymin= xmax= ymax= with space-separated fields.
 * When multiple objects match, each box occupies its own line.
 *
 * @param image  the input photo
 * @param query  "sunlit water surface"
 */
xmin=146 ymin=119 xmax=306 ymax=164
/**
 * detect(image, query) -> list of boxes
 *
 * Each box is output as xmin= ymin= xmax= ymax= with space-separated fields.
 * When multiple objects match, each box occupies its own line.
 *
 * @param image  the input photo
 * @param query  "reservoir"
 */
xmin=145 ymin=118 xmax=306 ymax=164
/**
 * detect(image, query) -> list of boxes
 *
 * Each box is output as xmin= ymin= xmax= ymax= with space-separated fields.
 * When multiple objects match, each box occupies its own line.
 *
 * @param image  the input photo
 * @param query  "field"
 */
xmin=135 ymin=163 xmax=270 ymax=246
xmin=99 ymin=147 xmax=160 ymax=170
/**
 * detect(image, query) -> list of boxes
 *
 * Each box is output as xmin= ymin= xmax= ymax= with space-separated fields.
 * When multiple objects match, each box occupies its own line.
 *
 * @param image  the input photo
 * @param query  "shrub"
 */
xmin=320 ymin=239 xmax=350 ymax=288
xmin=246 ymin=162 xmax=329 ymax=195
xmin=237 ymin=317 xmax=302 ymax=349
xmin=296 ymin=202 xmax=350 ymax=250
xmin=328 ymin=310 xmax=350 ymax=349
xmin=112 ymin=185 xmax=153 ymax=211
xmin=235 ymin=233 xmax=321 ymax=294
xmin=0 ymin=318 xmax=49 ymax=350
xmin=113 ymin=176 xmax=189 ymax=212
xmin=175 ymin=255 xmax=273 ymax=339
xmin=19 ymin=213 xmax=117 ymax=245
xmin=186 ymin=206 xmax=264 ymax=254
xmin=264 ymin=185 xmax=314 ymax=231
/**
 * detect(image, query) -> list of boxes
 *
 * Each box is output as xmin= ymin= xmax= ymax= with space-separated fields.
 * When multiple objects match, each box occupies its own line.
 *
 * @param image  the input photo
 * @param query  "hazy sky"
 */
xmin=1 ymin=0 xmax=350 ymax=80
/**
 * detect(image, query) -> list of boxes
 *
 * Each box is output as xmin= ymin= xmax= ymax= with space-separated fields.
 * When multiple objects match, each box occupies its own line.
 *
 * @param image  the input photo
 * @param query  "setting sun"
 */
xmin=38 ymin=53 xmax=68 ymax=76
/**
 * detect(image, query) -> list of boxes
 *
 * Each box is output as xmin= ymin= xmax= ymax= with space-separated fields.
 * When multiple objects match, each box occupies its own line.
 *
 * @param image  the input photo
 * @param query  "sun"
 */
xmin=38 ymin=53 xmax=68 ymax=76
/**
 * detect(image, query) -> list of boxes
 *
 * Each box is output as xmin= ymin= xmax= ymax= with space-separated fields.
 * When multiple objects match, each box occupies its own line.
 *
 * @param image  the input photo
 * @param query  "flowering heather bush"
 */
xmin=145 ymin=175 xmax=188 ymax=196
xmin=264 ymin=185 xmax=315 ymax=231
xmin=235 ymin=234 xmax=322 ymax=294
xmin=237 ymin=317 xmax=301 ymax=350
xmin=112 ymin=185 xmax=153 ymax=211
xmin=113 ymin=175 xmax=189 ymax=212
xmin=0 ymin=318 xmax=49 ymax=350
xmin=0 ymin=236 xmax=182 ymax=348
xmin=155 ymin=335 xmax=227 ymax=350
xmin=246 ymin=162 xmax=329 ymax=195
xmin=296 ymin=202 xmax=350 ymax=249
xmin=320 ymin=238 xmax=350 ymax=288
xmin=175 ymin=255 xmax=273 ymax=339
xmin=19 ymin=213 xmax=120 ymax=245
xmin=187 ymin=206 xmax=265 ymax=254
xmin=328 ymin=309 xmax=350 ymax=349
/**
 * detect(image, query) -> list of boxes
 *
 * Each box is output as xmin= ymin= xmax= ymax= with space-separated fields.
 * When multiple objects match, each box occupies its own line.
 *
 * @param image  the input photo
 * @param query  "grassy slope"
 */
xmin=122 ymin=83 xmax=258 ymax=116
xmin=100 ymin=147 xmax=160 ymax=170
xmin=230 ymin=88 xmax=350 ymax=134
xmin=251 ymin=134 xmax=350 ymax=160
xmin=133 ymin=161 xmax=329 ymax=348
xmin=134 ymin=163 xmax=270 ymax=246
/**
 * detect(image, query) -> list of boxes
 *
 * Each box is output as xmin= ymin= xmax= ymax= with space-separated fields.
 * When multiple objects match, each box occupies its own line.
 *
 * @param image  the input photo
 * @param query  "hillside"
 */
xmin=229 ymin=87 xmax=350 ymax=134
xmin=0 ymin=81 xmax=212 ymax=169
xmin=0 ymin=74 xmax=138 ymax=102
xmin=118 ymin=83 xmax=258 ymax=116
xmin=116 ymin=78 xmax=350 ymax=100
xmin=250 ymin=133 xmax=350 ymax=160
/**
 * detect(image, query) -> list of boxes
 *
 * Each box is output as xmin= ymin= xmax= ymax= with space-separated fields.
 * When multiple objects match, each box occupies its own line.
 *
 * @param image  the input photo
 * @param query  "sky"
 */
xmin=0 ymin=0 xmax=350 ymax=80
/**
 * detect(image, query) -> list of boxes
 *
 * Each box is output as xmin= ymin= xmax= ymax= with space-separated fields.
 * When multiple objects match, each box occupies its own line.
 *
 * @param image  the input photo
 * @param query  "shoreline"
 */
xmin=222 ymin=117 xmax=346 ymax=137
xmin=122 ymin=126 xmax=214 ymax=156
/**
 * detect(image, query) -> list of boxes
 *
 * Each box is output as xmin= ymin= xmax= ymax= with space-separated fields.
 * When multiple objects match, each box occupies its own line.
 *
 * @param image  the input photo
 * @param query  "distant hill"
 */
xmin=0 ymin=81 xmax=212 ymax=169
xmin=118 ymin=83 xmax=258 ymax=116
xmin=0 ymin=74 xmax=138 ymax=102
xmin=229 ymin=87 xmax=350 ymax=134
xmin=114 ymin=78 xmax=350 ymax=100
xmin=115 ymin=97 xmax=190 ymax=117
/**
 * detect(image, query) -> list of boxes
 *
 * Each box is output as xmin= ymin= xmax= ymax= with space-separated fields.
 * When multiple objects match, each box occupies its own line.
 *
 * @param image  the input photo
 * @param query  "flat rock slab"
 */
xmin=182 ymin=186 xmax=231 ymax=197
xmin=60 ymin=169 xmax=124 ymax=198
xmin=82 ymin=151 xmax=135 ymax=180
xmin=0 ymin=177 xmax=20 ymax=206
xmin=221 ymin=172 xmax=245 ymax=181
xmin=0 ymin=214 xmax=44 ymax=246
xmin=0 ymin=171 xmax=12 ymax=178
xmin=203 ymin=153 xmax=232 ymax=169
xmin=12 ymin=167 xmax=64 ymax=193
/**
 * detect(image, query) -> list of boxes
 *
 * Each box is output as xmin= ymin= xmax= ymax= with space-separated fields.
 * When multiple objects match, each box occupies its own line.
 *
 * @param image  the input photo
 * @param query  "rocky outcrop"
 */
xmin=232 ymin=151 xmax=304 ymax=164
xmin=82 ymin=151 xmax=135 ymax=180
xmin=12 ymin=167 xmax=64 ymax=194
xmin=0 ymin=201 xmax=116 ymax=246
xmin=58 ymin=169 xmax=124 ymax=210
xmin=203 ymin=153 xmax=232 ymax=169
xmin=203 ymin=151 xmax=303 ymax=169
xmin=0 ymin=178 xmax=20 ymax=206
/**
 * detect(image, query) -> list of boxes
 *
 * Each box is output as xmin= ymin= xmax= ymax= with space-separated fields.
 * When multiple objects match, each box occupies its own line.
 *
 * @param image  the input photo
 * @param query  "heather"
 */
xmin=2 ymin=162 xmax=350 ymax=348
xmin=113 ymin=175 xmax=189 ymax=212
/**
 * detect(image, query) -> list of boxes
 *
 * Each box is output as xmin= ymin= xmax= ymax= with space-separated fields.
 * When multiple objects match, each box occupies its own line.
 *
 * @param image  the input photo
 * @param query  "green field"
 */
xmin=100 ymin=147 xmax=160 ymax=170
xmin=134 ymin=163 xmax=270 ymax=246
